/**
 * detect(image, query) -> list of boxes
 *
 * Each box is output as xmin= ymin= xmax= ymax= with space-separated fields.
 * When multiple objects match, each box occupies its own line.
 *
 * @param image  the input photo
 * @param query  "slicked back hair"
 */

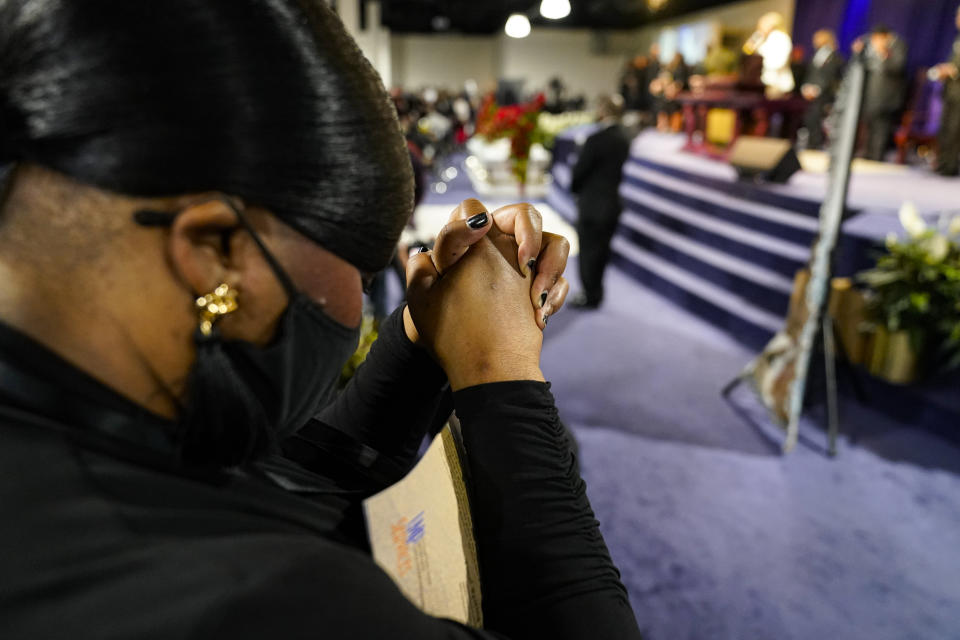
xmin=0 ymin=0 xmax=413 ymax=272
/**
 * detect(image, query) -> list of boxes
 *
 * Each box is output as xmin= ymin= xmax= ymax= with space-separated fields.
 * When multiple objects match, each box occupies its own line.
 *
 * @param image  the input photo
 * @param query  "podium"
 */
xmin=678 ymin=90 xmax=809 ymax=158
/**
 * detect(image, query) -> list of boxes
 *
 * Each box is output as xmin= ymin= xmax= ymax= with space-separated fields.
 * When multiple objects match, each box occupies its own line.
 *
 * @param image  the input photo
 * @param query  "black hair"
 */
xmin=871 ymin=24 xmax=892 ymax=36
xmin=0 ymin=0 xmax=413 ymax=272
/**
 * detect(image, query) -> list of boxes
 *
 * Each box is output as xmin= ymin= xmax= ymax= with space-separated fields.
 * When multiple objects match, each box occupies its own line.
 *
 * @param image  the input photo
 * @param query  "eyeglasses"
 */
xmin=134 ymin=206 xmax=378 ymax=297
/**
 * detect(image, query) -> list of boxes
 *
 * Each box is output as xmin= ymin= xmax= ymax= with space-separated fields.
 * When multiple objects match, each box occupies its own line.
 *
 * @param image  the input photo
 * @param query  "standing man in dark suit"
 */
xmin=645 ymin=43 xmax=663 ymax=119
xmin=853 ymin=25 xmax=908 ymax=161
xmin=619 ymin=56 xmax=650 ymax=113
xmin=933 ymin=5 xmax=960 ymax=176
xmin=570 ymin=95 xmax=632 ymax=309
xmin=801 ymin=29 xmax=846 ymax=149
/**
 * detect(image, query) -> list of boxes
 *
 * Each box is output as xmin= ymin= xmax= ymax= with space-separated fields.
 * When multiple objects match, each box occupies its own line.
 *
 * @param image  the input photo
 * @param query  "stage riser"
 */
xmin=861 ymin=377 xmax=960 ymax=440
xmin=615 ymin=223 xmax=791 ymax=317
xmin=551 ymin=132 xmax=825 ymax=348
xmin=629 ymin=157 xmax=829 ymax=218
xmin=622 ymin=202 xmax=808 ymax=278
xmin=621 ymin=173 xmax=818 ymax=248
xmin=547 ymin=188 xmax=576 ymax=224
xmin=550 ymin=127 xmax=960 ymax=439
xmin=549 ymin=158 xmax=784 ymax=346
xmin=552 ymin=178 xmax=809 ymax=287
xmin=610 ymin=253 xmax=772 ymax=350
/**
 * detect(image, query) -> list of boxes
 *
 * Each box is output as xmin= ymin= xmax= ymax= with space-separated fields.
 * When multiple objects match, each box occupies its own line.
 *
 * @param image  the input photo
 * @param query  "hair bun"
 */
xmin=0 ymin=106 xmax=14 ymax=164
xmin=0 ymin=110 xmax=8 ymax=162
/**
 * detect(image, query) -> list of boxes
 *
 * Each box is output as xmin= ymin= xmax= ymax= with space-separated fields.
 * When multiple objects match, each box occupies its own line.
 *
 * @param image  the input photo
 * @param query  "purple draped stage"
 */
xmin=792 ymin=0 xmax=958 ymax=71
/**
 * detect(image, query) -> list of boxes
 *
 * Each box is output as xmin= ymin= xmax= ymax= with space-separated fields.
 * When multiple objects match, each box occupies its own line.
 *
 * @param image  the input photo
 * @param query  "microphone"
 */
xmin=743 ymin=31 xmax=764 ymax=55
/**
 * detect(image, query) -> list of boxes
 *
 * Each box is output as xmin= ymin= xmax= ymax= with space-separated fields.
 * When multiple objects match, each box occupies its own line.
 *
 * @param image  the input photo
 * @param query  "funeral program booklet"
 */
xmin=363 ymin=424 xmax=483 ymax=627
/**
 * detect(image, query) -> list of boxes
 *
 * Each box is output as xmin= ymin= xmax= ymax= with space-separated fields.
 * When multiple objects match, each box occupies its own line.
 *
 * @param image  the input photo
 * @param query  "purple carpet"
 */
xmin=543 ymin=264 xmax=960 ymax=640
xmin=402 ymin=145 xmax=960 ymax=639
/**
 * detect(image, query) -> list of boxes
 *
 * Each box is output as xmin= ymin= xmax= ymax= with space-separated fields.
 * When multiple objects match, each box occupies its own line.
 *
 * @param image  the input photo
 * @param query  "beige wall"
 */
xmin=390 ymin=35 xmax=498 ymax=91
xmin=384 ymin=0 xmax=797 ymax=98
xmin=498 ymin=29 xmax=638 ymax=98
xmin=391 ymin=29 xmax=639 ymax=98
xmin=339 ymin=0 xmax=393 ymax=86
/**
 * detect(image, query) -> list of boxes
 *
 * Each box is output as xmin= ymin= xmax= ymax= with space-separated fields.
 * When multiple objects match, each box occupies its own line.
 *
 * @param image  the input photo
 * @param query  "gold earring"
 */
xmin=195 ymin=283 xmax=238 ymax=337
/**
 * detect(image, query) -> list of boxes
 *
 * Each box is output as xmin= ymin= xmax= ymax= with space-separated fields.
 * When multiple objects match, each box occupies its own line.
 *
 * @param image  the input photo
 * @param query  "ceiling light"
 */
xmin=540 ymin=0 xmax=571 ymax=20
xmin=504 ymin=13 xmax=531 ymax=38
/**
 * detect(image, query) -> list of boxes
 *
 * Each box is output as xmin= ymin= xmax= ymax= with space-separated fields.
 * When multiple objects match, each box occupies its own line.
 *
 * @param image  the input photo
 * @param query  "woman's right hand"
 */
xmin=405 ymin=201 xmax=546 ymax=391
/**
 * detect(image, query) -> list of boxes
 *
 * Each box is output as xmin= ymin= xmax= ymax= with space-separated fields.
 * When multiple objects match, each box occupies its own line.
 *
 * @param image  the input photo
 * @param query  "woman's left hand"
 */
xmin=489 ymin=201 xmax=571 ymax=329
xmin=403 ymin=198 xmax=570 ymax=343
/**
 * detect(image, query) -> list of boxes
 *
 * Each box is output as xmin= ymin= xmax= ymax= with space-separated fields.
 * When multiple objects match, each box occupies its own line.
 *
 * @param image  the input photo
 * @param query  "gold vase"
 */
xmin=866 ymin=326 xmax=920 ymax=385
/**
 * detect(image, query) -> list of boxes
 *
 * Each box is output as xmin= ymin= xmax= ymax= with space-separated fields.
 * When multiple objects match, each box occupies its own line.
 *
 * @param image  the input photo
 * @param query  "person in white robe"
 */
xmin=744 ymin=12 xmax=795 ymax=97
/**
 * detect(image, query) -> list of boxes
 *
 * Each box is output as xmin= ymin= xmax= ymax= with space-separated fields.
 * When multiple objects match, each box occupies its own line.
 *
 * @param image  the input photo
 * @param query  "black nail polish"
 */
xmin=466 ymin=212 xmax=488 ymax=229
xmin=417 ymin=246 xmax=428 ymax=253
xmin=539 ymin=292 xmax=548 ymax=308
xmin=543 ymin=314 xmax=550 ymax=326
xmin=527 ymin=258 xmax=537 ymax=273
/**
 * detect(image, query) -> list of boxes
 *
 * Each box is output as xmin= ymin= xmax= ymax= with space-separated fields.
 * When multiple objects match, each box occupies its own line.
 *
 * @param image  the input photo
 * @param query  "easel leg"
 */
xmin=822 ymin=315 xmax=841 ymax=456
xmin=721 ymin=374 xmax=742 ymax=398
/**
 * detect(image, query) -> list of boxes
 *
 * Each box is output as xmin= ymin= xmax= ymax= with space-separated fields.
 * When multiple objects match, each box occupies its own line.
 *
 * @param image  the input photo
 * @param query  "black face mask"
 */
xmin=134 ymin=202 xmax=360 ymax=466
xmin=221 ymin=291 xmax=360 ymax=440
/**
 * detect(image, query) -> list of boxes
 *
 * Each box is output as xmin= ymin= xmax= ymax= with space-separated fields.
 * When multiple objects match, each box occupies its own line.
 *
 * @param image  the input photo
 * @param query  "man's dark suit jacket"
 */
xmin=862 ymin=36 xmax=908 ymax=116
xmin=945 ymin=36 xmax=960 ymax=103
xmin=570 ymin=123 xmax=632 ymax=221
xmin=804 ymin=47 xmax=846 ymax=99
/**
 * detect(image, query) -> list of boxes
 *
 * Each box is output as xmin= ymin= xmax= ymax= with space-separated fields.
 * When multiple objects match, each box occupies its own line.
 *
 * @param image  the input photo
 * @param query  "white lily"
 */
xmin=949 ymin=215 xmax=960 ymax=238
xmin=898 ymin=202 xmax=926 ymax=238
xmin=925 ymin=233 xmax=950 ymax=264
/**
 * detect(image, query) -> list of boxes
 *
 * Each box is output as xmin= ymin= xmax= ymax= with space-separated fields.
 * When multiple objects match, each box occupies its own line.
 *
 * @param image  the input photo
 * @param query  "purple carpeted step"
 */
xmin=622 ymin=162 xmax=820 ymax=245
xmin=629 ymin=155 xmax=827 ymax=217
xmin=547 ymin=186 xmax=576 ymax=223
xmin=618 ymin=212 xmax=795 ymax=292
xmin=617 ymin=212 xmax=794 ymax=315
xmin=610 ymin=234 xmax=782 ymax=348
xmin=552 ymin=163 xmax=572 ymax=192
xmin=619 ymin=181 xmax=809 ymax=277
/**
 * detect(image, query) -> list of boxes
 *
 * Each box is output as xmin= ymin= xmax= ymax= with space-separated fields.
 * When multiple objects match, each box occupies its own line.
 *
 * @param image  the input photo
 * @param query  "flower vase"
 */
xmin=866 ymin=326 xmax=921 ymax=385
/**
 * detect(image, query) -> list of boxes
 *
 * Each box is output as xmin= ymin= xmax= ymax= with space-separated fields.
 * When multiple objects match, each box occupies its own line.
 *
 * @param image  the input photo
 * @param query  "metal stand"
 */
xmin=722 ymin=313 xmax=843 ymax=457
xmin=724 ymin=59 xmax=866 ymax=458
xmin=821 ymin=314 xmax=840 ymax=457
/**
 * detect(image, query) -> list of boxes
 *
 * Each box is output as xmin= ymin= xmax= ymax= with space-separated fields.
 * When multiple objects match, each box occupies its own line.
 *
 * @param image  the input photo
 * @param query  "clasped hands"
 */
xmin=934 ymin=62 xmax=959 ymax=81
xmin=403 ymin=198 xmax=570 ymax=391
xmin=800 ymin=83 xmax=821 ymax=101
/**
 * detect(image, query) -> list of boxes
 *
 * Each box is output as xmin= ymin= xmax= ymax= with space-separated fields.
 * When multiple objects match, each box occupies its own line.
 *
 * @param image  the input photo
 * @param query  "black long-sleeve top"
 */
xmin=0 ymin=307 xmax=640 ymax=639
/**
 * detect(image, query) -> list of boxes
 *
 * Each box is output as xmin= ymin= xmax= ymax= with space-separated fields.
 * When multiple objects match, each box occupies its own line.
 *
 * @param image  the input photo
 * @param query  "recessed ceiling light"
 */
xmin=504 ymin=13 xmax=531 ymax=38
xmin=540 ymin=0 xmax=571 ymax=20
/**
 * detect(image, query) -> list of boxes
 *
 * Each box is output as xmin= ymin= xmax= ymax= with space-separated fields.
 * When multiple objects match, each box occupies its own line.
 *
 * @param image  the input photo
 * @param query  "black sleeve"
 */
xmin=802 ymin=59 xmax=820 ymax=87
xmin=202 ymin=382 xmax=639 ymax=639
xmin=826 ymin=54 xmax=846 ymax=95
xmin=454 ymin=382 xmax=642 ymax=640
xmin=189 ymin=546 xmax=507 ymax=640
xmin=286 ymin=306 xmax=450 ymax=488
xmin=570 ymin=134 xmax=599 ymax=194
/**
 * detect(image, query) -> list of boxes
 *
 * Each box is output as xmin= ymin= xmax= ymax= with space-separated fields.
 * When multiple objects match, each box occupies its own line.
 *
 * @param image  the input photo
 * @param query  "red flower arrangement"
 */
xmin=475 ymin=93 xmax=546 ymax=187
